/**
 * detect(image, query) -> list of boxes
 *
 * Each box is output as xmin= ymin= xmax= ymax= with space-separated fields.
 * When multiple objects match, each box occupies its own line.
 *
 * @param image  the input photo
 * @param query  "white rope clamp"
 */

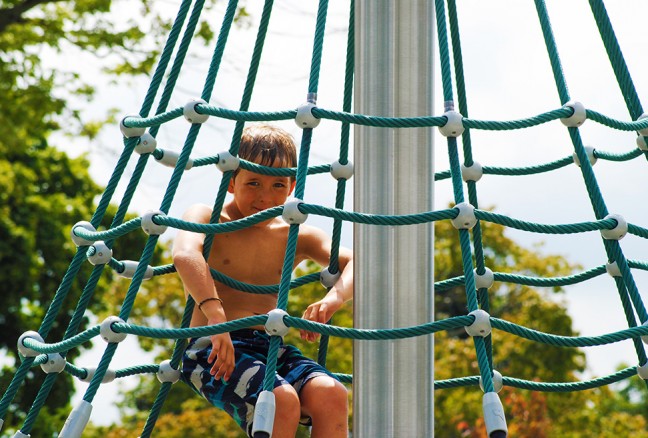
xmin=100 ymin=316 xmax=127 ymax=344
xmin=451 ymin=202 xmax=477 ymax=230
xmin=641 ymin=320 xmax=648 ymax=346
xmin=119 ymin=114 xmax=146 ymax=138
xmin=155 ymin=149 xmax=193 ymax=170
xmin=572 ymin=146 xmax=597 ymax=167
xmin=252 ymin=390 xmax=276 ymax=437
xmin=282 ymin=198 xmax=308 ymax=224
xmin=461 ymin=161 xmax=483 ymax=182
xmin=71 ymin=221 xmax=96 ymax=247
xmin=183 ymin=98 xmax=210 ymax=124
xmin=18 ymin=331 xmax=45 ymax=357
xmin=438 ymin=110 xmax=465 ymax=137
xmin=265 ymin=309 xmax=290 ymax=337
xmin=465 ymin=309 xmax=491 ymax=337
xmin=637 ymin=113 xmax=648 ymax=136
xmin=330 ymin=160 xmax=354 ymax=180
xmin=80 ymin=367 xmax=116 ymax=384
xmin=295 ymin=102 xmax=320 ymax=129
xmin=605 ymin=261 xmax=621 ymax=277
xmin=41 ymin=353 xmax=67 ymax=374
xmin=474 ymin=267 xmax=494 ymax=290
xmin=118 ymin=260 xmax=154 ymax=280
xmin=479 ymin=369 xmax=503 ymax=393
xmin=87 ymin=241 xmax=112 ymax=266
xmin=157 ymin=359 xmax=181 ymax=383
xmin=215 ymin=151 xmax=240 ymax=173
xmin=141 ymin=210 xmax=168 ymax=236
xmin=320 ymin=266 xmax=342 ymax=288
xmin=637 ymin=362 xmax=648 ymax=380
xmin=135 ymin=132 xmax=157 ymax=155
xmin=637 ymin=135 xmax=648 ymax=151
xmin=482 ymin=392 xmax=508 ymax=437
xmin=560 ymin=100 xmax=586 ymax=127
xmin=59 ymin=400 xmax=93 ymax=438
xmin=600 ymin=213 xmax=627 ymax=241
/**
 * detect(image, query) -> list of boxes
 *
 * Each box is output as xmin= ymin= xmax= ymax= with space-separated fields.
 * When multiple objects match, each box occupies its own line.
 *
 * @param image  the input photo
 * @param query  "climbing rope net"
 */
xmin=2 ymin=0 xmax=648 ymax=436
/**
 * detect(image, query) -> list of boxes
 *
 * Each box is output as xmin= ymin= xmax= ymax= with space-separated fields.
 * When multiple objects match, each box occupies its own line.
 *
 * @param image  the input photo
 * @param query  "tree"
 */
xmin=0 ymin=0 xmax=238 ymax=433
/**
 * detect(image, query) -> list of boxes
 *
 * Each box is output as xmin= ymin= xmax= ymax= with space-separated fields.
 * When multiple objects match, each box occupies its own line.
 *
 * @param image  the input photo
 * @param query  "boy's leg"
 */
xmin=299 ymin=376 xmax=348 ymax=438
xmin=271 ymin=384 xmax=301 ymax=438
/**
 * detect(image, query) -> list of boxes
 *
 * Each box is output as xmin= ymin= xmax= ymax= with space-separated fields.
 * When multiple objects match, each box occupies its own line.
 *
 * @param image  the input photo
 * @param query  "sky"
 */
xmin=40 ymin=0 xmax=648 ymax=428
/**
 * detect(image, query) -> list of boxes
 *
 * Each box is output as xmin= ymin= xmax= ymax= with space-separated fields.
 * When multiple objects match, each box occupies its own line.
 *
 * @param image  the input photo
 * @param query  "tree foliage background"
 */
xmin=1 ymin=1 xmax=647 ymax=437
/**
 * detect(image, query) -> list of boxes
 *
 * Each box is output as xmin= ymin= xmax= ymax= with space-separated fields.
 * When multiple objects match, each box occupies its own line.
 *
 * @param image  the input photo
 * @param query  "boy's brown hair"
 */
xmin=237 ymin=124 xmax=297 ymax=179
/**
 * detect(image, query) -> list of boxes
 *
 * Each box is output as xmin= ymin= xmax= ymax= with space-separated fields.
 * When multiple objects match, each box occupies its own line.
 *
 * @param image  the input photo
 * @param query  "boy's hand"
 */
xmin=206 ymin=325 xmax=235 ymax=381
xmin=300 ymin=293 xmax=344 ymax=342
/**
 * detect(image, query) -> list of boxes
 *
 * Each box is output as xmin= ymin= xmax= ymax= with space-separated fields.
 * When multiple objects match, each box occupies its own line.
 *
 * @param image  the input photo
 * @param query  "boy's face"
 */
xmin=228 ymin=169 xmax=296 ymax=217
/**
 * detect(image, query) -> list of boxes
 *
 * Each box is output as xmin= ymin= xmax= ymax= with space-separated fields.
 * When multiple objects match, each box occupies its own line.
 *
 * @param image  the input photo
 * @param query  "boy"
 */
xmin=173 ymin=124 xmax=353 ymax=438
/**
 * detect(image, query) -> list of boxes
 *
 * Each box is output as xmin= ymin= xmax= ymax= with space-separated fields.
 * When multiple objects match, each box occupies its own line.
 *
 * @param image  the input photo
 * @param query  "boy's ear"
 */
xmin=289 ymin=180 xmax=296 ymax=195
xmin=228 ymin=177 xmax=235 ymax=193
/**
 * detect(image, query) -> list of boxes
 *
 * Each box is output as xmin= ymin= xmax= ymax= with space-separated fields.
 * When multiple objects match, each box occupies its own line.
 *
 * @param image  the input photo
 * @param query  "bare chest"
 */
xmin=208 ymin=226 xmax=297 ymax=285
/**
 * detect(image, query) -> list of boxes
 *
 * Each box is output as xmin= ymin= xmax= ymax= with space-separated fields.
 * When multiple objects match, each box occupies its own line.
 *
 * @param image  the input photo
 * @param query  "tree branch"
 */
xmin=0 ymin=0 xmax=67 ymax=34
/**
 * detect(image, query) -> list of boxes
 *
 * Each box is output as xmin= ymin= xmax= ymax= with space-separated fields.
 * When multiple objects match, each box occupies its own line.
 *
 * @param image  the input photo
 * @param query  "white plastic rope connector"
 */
xmin=438 ymin=110 xmax=464 ymax=137
xmin=155 ymin=149 xmax=193 ymax=170
xmin=572 ymin=145 xmax=596 ymax=167
xmin=572 ymin=146 xmax=597 ymax=167
xmin=282 ymin=198 xmax=308 ymax=225
xmin=330 ymin=160 xmax=354 ymax=180
xmin=637 ymin=113 xmax=648 ymax=136
xmin=474 ymin=268 xmax=494 ymax=290
xmin=482 ymin=392 xmax=508 ymax=437
xmin=13 ymin=430 xmax=30 ymax=438
xmin=118 ymin=260 xmax=154 ymax=280
xmin=41 ymin=353 xmax=67 ymax=374
xmin=80 ymin=367 xmax=116 ymax=383
xmin=479 ymin=369 xmax=504 ymax=393
xmin=320 ymin=266 xmax=341 ymax=288
xmin=461 ymin=161 xmax=483 ymax=182
xmin=251 ymin=390 xmax=276 ymax=437
xmin=637 ymin=135 xmax=648 ymax=151
xmin=87 ymin=241 xmax=112 ymax=266
xmin=119 ymin=114 xmax=146 ymax=138
xmin=600 ymin=213 xmax=627 ymax=240
xmin=216 ymin=151 xmax=240 ymax=173
xmin=135 ymin=132 xmax=157 ymax=155
xmin=465 ymin=309 xmax=491 ymax=337
xmin=157 ymin=359 xmax=181 ymax=383
xmin=71 ymin=221 xmax=96 ymax=247
xmin=451 ymin=202 xmax=477 ymax=230
xmin=265 ymin=309 xmax=290 ymax=337
xmin=637 ymin=362 xmax=648 ymax=380
xmin=183 ymin=98 xmax=209 ymax=124
xmin=641 ymin=320 xmax=648 ymax=346
xmin=100 ymin=316 xmax=127 ymax=343
xmin=560 ymin=100 xmax=586 ymax=127
xmin=141 ymin=210 xmax=168 ymax=235
xmin=18 ymin=331 xmax=45 ymax=357
xmin=605 ymin=261 xmax=621 ymax=277
xmin=59 ymin=400 xmax=93 ymax=438
xmin=295 ymin=102 xmax=320 ymax=129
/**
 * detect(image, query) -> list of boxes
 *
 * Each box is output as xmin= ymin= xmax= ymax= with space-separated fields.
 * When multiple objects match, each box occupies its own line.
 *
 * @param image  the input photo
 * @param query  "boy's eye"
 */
xmin=274 ymin=182 xmax=286 ymax=188
xmin=247 ymin=181 xmax=260 ymax=186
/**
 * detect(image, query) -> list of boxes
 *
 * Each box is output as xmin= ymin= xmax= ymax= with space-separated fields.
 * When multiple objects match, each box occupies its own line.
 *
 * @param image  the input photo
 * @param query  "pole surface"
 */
xmin=353 ymin=1 xmax=435 ymax=437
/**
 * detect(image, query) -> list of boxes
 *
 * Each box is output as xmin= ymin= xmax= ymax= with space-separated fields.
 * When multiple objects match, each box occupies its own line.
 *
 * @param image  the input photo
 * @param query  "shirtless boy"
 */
xmin=172 ymin=124 xmax=353 ymax=438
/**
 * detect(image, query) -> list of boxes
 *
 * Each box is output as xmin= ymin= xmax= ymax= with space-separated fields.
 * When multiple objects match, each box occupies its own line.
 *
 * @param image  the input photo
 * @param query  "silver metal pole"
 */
xmin=354 ymin=1 xmax=435 ymax=437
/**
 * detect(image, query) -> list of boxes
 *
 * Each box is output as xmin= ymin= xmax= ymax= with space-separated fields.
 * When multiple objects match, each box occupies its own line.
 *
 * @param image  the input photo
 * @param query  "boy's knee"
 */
xmin=272 ymin=385 xmax=301 ymax=421
xmin=302 ymin=377 xmax=348 ymax=416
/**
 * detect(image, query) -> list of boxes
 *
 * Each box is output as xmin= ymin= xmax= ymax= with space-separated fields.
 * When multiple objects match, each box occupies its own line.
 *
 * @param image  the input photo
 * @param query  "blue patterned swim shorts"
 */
xmin=181 ymin=329 xmax=335 ymax=436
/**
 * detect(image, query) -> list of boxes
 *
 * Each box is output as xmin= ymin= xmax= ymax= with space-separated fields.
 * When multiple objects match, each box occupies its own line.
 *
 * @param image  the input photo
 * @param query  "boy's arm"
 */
xmin=172 ymin=204 xmax=234 ymax=381
xmin=298 ymin=226 xmax=354 ymax=341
